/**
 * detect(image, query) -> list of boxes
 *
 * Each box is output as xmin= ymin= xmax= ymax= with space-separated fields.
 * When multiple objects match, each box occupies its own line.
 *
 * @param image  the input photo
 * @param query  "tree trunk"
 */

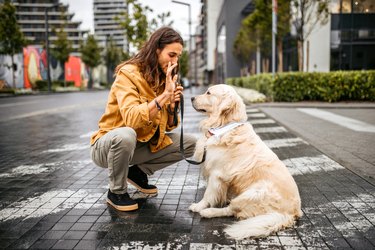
xmin=88 ymin=68 xmax=93 ymax=89
xmin=11 ymin=54 xmax=16 ymax=89
xmin=277 ymin=40 xmax=283 ymax=72
xmin=250 ymin=59 xmax=256 ymax=75
xmin=262 ymin=58 xmax=269 ymax=73
xmin=61 ymin=61 xmax=66 ymax=88
xmin=297 ymin=40 xmax=304 ymax=72
xmin=306 ymin=40 xmax=310 ymax=72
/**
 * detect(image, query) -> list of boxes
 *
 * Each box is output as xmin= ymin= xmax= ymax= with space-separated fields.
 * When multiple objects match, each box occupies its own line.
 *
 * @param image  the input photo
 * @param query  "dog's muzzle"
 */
xmin=191 ymin=97 xmax=207 ymax=113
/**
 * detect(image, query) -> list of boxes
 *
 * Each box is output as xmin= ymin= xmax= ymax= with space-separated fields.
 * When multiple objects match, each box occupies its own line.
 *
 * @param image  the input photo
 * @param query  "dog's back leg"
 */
xmin=199 ymin=206 xmax=234 ymax=218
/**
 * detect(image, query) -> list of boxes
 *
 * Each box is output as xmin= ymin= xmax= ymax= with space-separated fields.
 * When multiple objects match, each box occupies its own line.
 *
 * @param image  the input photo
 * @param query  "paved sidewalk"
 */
xmin=0 ymin=88 xmax=374 ymax=249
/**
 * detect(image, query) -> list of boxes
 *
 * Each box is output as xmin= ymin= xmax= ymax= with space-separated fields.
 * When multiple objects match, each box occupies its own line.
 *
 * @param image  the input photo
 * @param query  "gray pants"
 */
xmin=90 ymin=127 xmax=196 ymax=194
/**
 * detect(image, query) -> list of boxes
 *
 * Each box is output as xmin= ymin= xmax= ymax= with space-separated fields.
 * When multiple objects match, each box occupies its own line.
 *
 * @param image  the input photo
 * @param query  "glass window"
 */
xmin=353 ymin=0 xmax=375 ymax=13
xmin=342 ymin=0 xmax=352 ymax=13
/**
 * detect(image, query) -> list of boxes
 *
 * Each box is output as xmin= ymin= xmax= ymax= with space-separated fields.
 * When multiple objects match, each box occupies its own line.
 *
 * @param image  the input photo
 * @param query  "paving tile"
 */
xmin=51 ymin=239 xmax=80 ymax=249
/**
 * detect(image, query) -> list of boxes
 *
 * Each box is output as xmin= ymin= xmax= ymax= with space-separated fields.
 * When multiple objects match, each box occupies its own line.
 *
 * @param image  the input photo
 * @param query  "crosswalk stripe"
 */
xmin=264 ymin=138 xmax=308 ymax=148
xmin=254 ymin=126 xmax=287 ymax=133
xmin=298 ymin=108 xmax=375 ymax=133
xmin=249 ymin=119 xmax=276 ymax=124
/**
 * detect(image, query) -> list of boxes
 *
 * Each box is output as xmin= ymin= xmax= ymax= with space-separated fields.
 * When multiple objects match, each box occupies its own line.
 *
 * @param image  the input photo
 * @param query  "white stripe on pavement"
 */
xmin=283 ymin=155 xmax=345 ymax=176
xmin=0 ymin=189 xmax=103 ymax=222
xmin=264 ymin=138 xmax=308 ymax=148
xmin=80 ymin=131 xmax=96 ymax=138
xmin=250 ymin=119 xmax=276 ymax=125
xmin=42 ymin=143 xmax=89 ymax=153
xmin=0 ymin=100 xmax=106 ymax=123
xmin=246 ymin=108 xmax=260 ymax=113
xmin=0 ymin=160 xmax=91 ymax=178
xmin=0 ymin=100 xmax=40 ymax=108
xmin=255 ymin=126 xmax=287 ymax=133
xmin=248 ymin=113 xmax=266 ymax=118
xmin=298 ymin=108 xmax=375 ymax=133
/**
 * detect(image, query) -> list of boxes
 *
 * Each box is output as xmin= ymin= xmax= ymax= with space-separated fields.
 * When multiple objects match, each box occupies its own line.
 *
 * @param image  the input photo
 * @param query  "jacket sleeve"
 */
xmin=113 ymin=69 xmax=153 ymax=129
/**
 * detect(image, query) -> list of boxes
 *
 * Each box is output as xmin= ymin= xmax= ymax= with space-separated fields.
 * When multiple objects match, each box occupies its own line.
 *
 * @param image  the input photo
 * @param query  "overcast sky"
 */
xmin=60 ymin=0 xmax=202 ymax=40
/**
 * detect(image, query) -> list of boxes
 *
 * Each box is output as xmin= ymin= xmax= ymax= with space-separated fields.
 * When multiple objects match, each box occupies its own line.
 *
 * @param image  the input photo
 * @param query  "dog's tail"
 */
xmin=224 ymin=212 xmax=295 ymax=239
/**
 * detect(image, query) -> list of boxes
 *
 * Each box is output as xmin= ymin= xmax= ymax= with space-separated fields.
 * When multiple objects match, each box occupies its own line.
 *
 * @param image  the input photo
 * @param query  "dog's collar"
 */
xmin=207 ymin=122 xmax=246 ymax=139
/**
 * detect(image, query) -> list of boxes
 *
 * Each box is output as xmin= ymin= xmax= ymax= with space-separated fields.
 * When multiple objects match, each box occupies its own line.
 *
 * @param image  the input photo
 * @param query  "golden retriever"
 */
xmin=189 ymin=84 xmax=302 ymax=239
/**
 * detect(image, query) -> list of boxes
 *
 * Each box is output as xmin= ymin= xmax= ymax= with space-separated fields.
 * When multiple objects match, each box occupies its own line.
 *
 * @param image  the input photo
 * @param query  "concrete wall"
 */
xmin=304 ymin=12 xmax=331 ymax=72
xmin=206 ymin=0 xmax=224 ymax=71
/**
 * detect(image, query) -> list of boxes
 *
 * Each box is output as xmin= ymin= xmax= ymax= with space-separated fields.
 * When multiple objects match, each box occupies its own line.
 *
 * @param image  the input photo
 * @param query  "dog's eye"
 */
xmin=206 ymin=91 xmax=211 ymax=95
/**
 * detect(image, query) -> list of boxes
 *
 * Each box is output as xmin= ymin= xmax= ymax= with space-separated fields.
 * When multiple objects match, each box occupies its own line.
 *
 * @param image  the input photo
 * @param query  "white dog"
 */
xmin=189 ymin=84 xmax=302 ymax=239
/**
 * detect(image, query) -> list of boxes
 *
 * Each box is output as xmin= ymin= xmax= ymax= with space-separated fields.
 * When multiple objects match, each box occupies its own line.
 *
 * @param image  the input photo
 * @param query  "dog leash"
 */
xmin=176 ymin=94 xmax=206 ymax=165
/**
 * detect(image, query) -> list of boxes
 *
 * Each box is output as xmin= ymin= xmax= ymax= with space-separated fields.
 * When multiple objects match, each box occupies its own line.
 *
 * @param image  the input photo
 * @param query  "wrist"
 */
xmin=162 ymin=90 xmax=173 ymax=99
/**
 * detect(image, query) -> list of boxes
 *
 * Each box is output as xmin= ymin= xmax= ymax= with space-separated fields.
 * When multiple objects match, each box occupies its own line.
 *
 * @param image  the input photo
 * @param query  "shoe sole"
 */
xmin=127 ymin=179 xmax=158 ymax=194
xmin=106 ymin=198 xmax=138 ymax=211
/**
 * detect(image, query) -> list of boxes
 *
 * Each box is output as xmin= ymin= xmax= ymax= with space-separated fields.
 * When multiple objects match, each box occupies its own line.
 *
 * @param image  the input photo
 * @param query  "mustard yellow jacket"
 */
xmin=90 ymin=64 xmax=179 ymax=153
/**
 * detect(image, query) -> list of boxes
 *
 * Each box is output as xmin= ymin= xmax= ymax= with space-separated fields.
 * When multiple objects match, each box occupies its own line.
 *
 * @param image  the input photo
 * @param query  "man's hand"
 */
xmin=164 ymin=62 xmax=178 ymax=98
xmin=170 ymin=85 xmax=184 ymax=107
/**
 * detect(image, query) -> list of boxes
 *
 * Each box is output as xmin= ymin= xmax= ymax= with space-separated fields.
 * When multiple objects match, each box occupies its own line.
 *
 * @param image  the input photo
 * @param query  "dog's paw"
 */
xmin=189 ymin=202 xmax=207 ymax=213
xmin=189 ymin=203 xmax=200 ymax=212
xmin=199 ymin=208 xmax=216 ymax=218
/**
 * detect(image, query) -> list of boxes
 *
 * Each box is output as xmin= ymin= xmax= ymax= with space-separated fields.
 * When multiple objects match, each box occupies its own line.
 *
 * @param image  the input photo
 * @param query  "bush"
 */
xmin=227 ymin=70 xmax=375 ymax=102
xmin=35 ymin=80 xmax=48 ymax=91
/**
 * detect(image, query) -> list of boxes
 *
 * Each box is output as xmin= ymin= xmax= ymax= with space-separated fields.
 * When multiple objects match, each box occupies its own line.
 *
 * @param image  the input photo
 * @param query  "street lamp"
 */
xmin=272 ymin=0 xmax=277 ymax=77
xmin=45 ymin=3 xmax=60 ymax=92
xmin=171 ymin=0 xmax=192 ymax=84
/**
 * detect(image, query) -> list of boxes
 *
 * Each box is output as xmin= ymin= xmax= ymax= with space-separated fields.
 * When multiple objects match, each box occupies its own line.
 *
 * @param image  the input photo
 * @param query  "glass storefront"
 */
xmin=330 ymin=0 xmax=375 ymax=70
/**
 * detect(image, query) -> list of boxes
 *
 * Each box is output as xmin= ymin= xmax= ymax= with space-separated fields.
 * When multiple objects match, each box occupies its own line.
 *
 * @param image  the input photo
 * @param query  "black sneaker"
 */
xmin=127 ymin=165 xmax=158 ymax=194
xmin=106 ymin=190 xmax=138 ymax=211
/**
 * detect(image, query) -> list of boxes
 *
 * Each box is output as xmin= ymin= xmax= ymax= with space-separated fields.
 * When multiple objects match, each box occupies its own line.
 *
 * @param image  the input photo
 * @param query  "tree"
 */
xmin=51 ymin=28 xmax=72 ymax=85
xmin=233 ymin=0 xmax=272 ymax=73
xmin=116 ymin=0 xmax=151 ymax=52
xmin=276 ymin=0 xmax=291 ymax=72
xmin=80 ymin=34 xmax=101 ymax=89
xmin=104 ymin=36 xmax=130 ymax=86
xmin=0 ymin=0 xmax=28 ymax=88
xmin=51 ymin=10 xmax=72 ymax=85
xmin=150 ymin=11 xmax=174 ymax=32
xmin=291 ymin=0 xmax=329 ymax=71
xmin=233 ymin=24 xmax=257 ymax=72
xmin=117 ymin=0 xmax=174 ymax=53
xmin=179 ymin=50 xmax=189 ymax=78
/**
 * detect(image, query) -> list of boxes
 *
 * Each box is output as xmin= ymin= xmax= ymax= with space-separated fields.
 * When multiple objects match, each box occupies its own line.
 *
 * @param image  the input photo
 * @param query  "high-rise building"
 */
xmin=7 ymin=0 xmax=87 ymax=54
xmin=93 ymin=0 xmax=127 ymax=51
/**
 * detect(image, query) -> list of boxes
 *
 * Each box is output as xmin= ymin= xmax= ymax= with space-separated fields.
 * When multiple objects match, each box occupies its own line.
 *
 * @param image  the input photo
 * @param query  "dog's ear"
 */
xmin=219 ymin=92 xmax=247 ymax=122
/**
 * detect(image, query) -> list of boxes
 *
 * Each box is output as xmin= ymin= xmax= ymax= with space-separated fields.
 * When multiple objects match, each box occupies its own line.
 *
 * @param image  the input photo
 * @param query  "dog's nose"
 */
xmin=191 ymin=97 xmax=195 ymax=102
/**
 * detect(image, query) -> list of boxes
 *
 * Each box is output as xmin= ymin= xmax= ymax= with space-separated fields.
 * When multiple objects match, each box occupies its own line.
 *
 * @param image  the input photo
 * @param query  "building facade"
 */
xmin=6 ymin=0 xmax=87 ymax=54
xmin=199 ymin=0 xmax=224 ymax=85
xmin=93 ymin=0 xmax=127 ymax=51
xmin=198 ymin=0 xmax=374 ymax=85
xmin=303 ymin=0 xmax=375 ymax=72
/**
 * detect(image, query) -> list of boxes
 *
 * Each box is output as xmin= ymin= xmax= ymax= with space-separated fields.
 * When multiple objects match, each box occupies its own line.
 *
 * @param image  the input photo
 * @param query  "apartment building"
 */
xmin=93 ymin=0 xmax=127 ymax=51
xmin=6 ymin=0 xmax=86 ymax=54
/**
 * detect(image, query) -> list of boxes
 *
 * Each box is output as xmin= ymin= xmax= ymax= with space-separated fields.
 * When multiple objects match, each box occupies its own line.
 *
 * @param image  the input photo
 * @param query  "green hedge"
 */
xmin=226 ymin=70 xmax=375 ymax=102
xmin=35 ymin=80 xmax=75 ymax=91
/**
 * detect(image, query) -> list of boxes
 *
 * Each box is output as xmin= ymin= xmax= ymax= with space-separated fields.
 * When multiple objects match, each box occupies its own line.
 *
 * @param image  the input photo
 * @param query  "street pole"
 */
xmin=44 ymin=3 xmax=60 ymax=92
xmin=172 ymin=0 xmax=192 ymax=85
xmin=272 ymin=0 xmax=277 ymax=78
xmin=45 ymin=9 xmax=51 ymax=92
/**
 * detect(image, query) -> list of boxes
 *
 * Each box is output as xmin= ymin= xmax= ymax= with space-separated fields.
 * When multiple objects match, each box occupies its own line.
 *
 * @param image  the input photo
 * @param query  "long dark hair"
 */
xmin=115 ymin=27 xmax=184 ymax=91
